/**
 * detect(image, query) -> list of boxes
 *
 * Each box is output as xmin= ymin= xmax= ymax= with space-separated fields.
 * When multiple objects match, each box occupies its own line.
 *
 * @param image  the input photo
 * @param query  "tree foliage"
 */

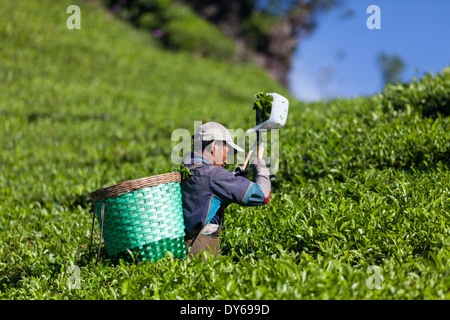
xmin=378 ymin=52 xmax=406 ymax=86
xmin=104 ymin=0 xmax=342 ymax=85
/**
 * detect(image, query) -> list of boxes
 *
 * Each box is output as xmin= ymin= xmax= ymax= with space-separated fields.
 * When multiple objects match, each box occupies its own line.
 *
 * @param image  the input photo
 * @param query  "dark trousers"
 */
xmin=184 ymin=228 xmax=221 ymax=262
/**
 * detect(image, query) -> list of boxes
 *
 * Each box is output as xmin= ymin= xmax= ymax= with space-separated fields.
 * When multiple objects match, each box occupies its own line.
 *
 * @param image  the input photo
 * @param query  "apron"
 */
xmin=184 ymin=205 xmax=224 ymax=261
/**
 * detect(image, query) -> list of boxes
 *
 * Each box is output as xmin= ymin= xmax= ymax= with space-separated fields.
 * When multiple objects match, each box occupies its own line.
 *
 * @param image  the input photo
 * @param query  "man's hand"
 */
xmin=257 ymin=143 xmax=264 ymax=159
xmin=233 ymin=166 xmax=249 ymax=177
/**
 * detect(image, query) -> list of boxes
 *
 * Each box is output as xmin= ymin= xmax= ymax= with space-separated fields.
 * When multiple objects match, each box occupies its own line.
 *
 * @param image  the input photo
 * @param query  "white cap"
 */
xmin=193 ymin=122 xmax=244 ymax=153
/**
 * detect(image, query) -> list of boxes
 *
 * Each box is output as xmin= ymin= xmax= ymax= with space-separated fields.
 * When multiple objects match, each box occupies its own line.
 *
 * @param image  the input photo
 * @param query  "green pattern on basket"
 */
xmin=92 ymin=178 xmax=186 ymax=262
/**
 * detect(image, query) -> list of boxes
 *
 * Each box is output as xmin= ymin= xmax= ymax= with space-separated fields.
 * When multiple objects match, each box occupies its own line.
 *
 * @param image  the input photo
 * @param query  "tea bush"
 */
xmin=378 ymin=67 xmax=450 ymax=118
xmin=162 ymin=3 xmax=236 ymax=59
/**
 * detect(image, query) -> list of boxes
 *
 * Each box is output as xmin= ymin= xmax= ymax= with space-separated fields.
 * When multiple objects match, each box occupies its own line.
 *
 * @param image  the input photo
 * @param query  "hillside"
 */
xmin=1 ymin=0 xmax=449 ymax=301
xmin=0 ymin=0 xmax=287 ymax=201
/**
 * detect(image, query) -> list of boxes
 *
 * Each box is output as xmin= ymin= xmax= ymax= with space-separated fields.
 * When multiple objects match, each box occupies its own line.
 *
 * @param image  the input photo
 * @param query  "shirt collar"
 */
xmin=184 ymin=151 xmax=211 ymax=166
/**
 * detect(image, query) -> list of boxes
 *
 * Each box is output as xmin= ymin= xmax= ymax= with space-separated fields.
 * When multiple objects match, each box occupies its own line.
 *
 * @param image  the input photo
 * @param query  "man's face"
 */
xmin=211 ymin=141 xmax=228 ymax=166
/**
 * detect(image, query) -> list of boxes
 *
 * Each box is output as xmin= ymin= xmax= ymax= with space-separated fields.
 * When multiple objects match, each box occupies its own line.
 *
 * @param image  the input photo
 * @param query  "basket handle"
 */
xmin=88 ymin=202 xmax=105 ymax=264
xmin=96 ymin=202 xmax=105 ymax=265
xmin=88 ymin=207 xmax=96 ymax=261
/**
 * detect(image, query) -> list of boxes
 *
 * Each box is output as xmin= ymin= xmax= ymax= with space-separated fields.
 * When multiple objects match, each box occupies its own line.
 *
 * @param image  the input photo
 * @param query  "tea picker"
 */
xmin=88 ymin=92 xmax=288 ymax=264
xmin=235 ymin=92 xmax=289 ymax=176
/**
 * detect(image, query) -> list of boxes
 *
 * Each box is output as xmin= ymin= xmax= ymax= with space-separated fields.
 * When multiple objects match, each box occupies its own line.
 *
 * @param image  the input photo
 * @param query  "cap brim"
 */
xmin=227 ymin=140 xmax=244 ymax=153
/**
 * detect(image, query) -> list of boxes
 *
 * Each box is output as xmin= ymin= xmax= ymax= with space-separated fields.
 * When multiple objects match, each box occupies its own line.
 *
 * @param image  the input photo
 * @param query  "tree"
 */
xmin=105 ymin=0 xmax=343 ymax=86
xmin=178 ymin=0 xmax=342 ymax=85
xmin=377 ymin=52 xmax=405 ymax=87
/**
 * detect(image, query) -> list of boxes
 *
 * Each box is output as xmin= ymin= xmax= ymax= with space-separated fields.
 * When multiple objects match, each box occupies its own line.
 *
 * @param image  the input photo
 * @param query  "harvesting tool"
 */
xmin=241 ymin=92 xmax=289 ymax=171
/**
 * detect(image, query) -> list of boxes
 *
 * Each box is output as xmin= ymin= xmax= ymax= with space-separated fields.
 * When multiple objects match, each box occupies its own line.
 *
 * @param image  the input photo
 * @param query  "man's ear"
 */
xmin=210 ymin=140 xmax=217 ymax=155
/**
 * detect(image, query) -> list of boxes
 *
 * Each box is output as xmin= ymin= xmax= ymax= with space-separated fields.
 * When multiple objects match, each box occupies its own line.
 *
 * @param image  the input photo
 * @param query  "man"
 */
xmin=180 ymin=122 xmax=271 ymax=260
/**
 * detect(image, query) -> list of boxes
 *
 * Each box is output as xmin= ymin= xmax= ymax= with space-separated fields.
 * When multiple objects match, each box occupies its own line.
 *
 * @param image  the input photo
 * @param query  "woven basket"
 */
xmin=90 ymin=172 xmax=186 ymax=263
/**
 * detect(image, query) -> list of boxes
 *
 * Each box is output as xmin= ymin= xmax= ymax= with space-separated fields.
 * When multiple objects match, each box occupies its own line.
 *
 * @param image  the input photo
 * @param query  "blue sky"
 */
xmin=287 ymin=0 xmax=450 ymax=101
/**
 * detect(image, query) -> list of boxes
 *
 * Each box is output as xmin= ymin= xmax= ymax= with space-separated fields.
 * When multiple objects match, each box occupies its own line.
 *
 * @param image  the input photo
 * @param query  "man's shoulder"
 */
xmin=190 ymin=165 xmax=235 ymax=182
xmin=185 ymin=162 xmax=227 ymax=173
xmin=208 ymin=165 xmax=235 ymax=177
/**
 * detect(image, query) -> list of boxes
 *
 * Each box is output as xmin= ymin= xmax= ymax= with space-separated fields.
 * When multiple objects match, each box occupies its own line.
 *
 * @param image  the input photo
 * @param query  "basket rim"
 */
xmin=90 ymin=171 xmax=181 ymax=203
